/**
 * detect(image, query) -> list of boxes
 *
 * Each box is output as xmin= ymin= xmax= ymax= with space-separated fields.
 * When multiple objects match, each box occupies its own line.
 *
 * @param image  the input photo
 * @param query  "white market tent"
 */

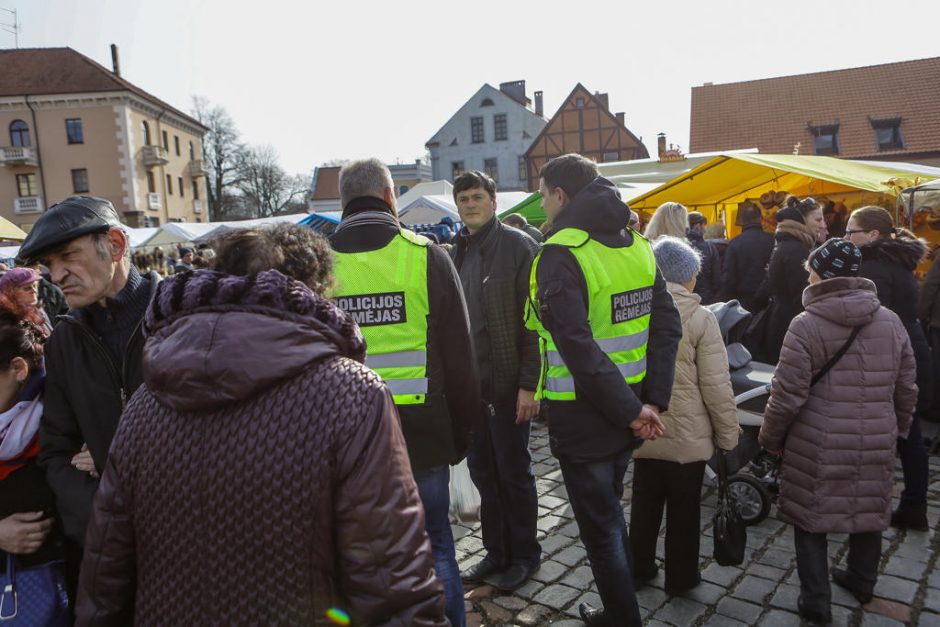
xmin=400 ymin=192 xmax=530 ymax=225
xmin=136 ymin=213 xmax=309 ymax=249
xmin=395 ymin=180 xmax=454 ymax=211
xmin=125 ymin=227 xmax=160 ymax=248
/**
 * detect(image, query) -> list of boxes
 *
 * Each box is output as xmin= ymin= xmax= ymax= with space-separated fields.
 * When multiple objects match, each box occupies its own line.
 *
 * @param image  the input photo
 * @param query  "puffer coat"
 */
xmin=634 ymin=283 xmax=739 ymax=463
xmin=76 ymin=270 xmax=446 ymax=626
xmin=759 ymin=277 xmax=917 ymax=534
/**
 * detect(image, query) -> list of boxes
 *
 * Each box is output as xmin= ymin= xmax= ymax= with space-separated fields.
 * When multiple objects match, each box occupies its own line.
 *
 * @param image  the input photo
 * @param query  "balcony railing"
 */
xmin=14 ymin=196 xmax=43 ymax=214
xmin=142 ymin=145 xmax=169 ymax=167
xmin=189 ymin=159 xmax=208 ymax=177
xmin=193 ymin=199 xmax=203 ymax=214
xmin=147 ymin=193 xmax=162 ymax=210
xmin=1 ymin=146 xmax=38 ymax=166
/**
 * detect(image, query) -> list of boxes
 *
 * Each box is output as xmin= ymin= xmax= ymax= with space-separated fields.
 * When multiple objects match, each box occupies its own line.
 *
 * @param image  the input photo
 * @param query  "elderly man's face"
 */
xmin=42 ymin=233 xmax=118 ymax=308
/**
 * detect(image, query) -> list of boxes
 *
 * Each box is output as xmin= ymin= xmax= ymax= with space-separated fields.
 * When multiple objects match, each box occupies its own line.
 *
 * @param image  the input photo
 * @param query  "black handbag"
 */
xmin=0 ymin=552 xmax=69 ymax=626
xmin=712 ymin=450 xmax=747 ymax=566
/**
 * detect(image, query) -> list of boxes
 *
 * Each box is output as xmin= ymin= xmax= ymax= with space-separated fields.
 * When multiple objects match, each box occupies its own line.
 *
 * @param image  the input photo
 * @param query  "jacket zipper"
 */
xmin=64 ymin=316 xmax=142 ymax=409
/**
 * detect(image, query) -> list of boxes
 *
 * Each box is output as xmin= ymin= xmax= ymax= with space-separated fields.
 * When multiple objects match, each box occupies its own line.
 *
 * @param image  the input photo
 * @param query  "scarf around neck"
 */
xmin=0 ymin=371 xmax=44 ymax=479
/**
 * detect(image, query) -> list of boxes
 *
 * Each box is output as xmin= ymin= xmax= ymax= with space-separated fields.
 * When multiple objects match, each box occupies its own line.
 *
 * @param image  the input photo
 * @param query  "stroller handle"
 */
xmin=734 ymin=383 xmax=772 ymax=406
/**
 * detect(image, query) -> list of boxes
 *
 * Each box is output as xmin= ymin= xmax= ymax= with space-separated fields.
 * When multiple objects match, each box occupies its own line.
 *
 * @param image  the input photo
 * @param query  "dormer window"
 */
xmin=481 ymin=98 xmax=494 ymax=107
xmin=871 ymin=117 xmax=903 ymax=151
xmin=575 ymin=97 xmax=585 ymax=108
xmin=808 ymin=122 xmax=840 ymax=156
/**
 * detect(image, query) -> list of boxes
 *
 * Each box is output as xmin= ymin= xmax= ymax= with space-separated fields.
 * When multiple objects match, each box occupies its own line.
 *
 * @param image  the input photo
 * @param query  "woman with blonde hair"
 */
xmin=844 ymin=205 xmax=930 ymax=531
xmin=644 ymin=202 xmax=689 ymax=241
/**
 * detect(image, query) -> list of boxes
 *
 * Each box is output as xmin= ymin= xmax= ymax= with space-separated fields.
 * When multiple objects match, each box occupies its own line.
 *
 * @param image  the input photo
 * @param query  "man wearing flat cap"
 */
xmin=17 ymin=195 xmax=159 ymax=592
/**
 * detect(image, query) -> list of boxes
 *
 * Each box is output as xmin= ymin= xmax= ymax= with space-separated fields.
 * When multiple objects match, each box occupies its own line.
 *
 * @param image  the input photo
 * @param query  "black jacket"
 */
xmin=859 ymin=236 xmax=932 ymax=413
xmin=0 ymin=459 xmax=63 ymax=571
xmin=721 ymin=223 xmax=775 ymax=312
xmin=329 ymin=199 xmax=481 ymax=471
xmin=451 ymin=217 xmax=540 ymax=407
xmin=38 ymin=271 xmax=159 ymax=544
xmin=758 ymin=228 xmax=811 ymax=363
xmin=919 ymin=250 xmax=940 ymax=330
xmin=687 ymin=230 xmax=723 ymax=305
xmin=533 ymin=178 xmax=682 ymax=460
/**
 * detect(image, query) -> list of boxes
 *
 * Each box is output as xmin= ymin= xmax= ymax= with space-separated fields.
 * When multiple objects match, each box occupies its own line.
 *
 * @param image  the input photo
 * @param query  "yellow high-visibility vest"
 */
xmin=526 ymin=227 xmax=655 ymax=401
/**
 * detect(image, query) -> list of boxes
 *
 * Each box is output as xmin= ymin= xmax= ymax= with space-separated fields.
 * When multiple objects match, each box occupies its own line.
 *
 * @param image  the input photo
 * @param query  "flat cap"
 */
xmin=17 ymin=196 xmax=123 ymax=264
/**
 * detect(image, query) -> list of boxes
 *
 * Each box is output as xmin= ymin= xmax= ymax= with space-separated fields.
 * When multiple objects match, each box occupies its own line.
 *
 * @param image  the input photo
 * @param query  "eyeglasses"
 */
xmin=844 ymin=229 xmax=868 ymax=235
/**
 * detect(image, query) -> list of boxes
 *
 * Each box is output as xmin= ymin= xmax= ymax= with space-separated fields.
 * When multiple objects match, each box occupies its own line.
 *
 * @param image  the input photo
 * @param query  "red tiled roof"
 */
xmin=690 ymin=57 xmax=940 ymax=158
xmin=0 ymin=47 xmax=207 ymax=130
xmin=311 ymin=166 xmax=341 ymax=200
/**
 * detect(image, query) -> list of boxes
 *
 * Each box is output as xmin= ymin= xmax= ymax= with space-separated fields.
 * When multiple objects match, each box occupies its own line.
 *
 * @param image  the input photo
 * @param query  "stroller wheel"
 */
xmin=727 ymin=475 xmax=771 ymax=526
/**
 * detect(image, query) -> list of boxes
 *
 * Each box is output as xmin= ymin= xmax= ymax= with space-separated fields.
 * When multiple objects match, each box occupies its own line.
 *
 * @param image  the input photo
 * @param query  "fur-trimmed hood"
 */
xmin=859 ymin=236 xmax=927 ymax=272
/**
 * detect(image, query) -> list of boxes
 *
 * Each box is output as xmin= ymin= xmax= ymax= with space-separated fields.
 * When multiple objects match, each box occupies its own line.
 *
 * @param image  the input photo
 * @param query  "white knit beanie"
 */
xmin=652 ymin=236 xmax=701 ymax=284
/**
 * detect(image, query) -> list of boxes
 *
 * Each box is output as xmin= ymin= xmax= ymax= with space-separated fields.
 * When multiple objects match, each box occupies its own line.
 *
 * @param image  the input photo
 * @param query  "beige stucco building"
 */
xmin=0 ymin=46 xmax=209 ymax=233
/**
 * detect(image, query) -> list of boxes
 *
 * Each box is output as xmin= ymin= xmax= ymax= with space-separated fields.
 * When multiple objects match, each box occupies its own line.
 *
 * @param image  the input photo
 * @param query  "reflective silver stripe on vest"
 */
xmin=365 ymin=350 xmax=428 ymax=369
xmin=545 ymin=329 xmax=650 ymax=368
xmin=386 ymin=378 xmax=429 ymax=396
xmin=546 ymin=358 xmax=648 ymax=393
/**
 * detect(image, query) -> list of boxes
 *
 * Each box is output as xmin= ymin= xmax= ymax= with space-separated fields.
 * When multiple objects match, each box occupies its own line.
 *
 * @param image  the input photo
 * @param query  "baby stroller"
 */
xmin=704 ymin=300 xmax=779 ymax=525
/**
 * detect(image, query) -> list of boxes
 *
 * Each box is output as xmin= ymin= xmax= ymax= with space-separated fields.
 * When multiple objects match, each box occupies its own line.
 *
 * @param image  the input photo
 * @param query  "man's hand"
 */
xmin=71 ymin=443 xmax=100 ymax=479
xmin=0 ymin=512 xmax=54 ymax=554
xmin=630 ymin=404 xmax=665 ymax=440
xmin=516 ymin=389 xmax=540 ymax=424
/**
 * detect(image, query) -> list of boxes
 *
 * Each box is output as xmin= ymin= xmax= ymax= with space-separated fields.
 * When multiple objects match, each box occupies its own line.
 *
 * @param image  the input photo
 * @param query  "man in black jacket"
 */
xmin=686 ymin=211 xmax=723 ymax=304
xmin=449 ymin=171 xmax=542 ymax=591
xmin=16 ymin=195 xmax=159 ymax=597
xmin=531 ymin=155 xmax=682 ymax=626
xmin=721 ymin=202 xmax=774 ymax=313
xmin=329 ymin=159 xmax=480 ymax=627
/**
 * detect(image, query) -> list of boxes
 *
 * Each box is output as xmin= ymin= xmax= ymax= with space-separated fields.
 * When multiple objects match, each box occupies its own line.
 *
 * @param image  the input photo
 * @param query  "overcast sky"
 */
xmin=4 ymin=0 xmax=939 ymax=179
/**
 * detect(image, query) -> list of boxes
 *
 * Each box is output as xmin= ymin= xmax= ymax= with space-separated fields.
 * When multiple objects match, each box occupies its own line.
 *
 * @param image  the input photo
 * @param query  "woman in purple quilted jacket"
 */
xmin=76 ymin=224 xmax=447 ymax=626
xmin=759 ymin=238 xmax=917 ymax=625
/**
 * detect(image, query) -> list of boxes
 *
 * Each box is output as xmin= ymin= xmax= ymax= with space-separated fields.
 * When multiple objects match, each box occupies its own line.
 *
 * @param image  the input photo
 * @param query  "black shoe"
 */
xmin=493 ymin=562 xmax=536 ymax=591
xmin=832 ymin=568 xmax=873 ymax=604
xmin=665 ymin=574 xmax=701 ymax=596
xmin=891 ymin=502 xmax=928 ymax=531
xmin=459 ymin=557 xmax=504 ymax=584
xmin=634 ymin=565 xmax=659 ymax=587
xmin=579 ymin=602 xmax=609 ymax=626
xmin=797 ymin=599 xmax=832 ymax=624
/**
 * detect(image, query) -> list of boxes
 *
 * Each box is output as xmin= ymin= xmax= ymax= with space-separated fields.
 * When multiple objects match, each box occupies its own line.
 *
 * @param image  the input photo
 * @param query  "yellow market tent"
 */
xmin=627 ymin=154 xmax=940 ymax=238
xmin=0 ymin=216 xmax=28 ymax=242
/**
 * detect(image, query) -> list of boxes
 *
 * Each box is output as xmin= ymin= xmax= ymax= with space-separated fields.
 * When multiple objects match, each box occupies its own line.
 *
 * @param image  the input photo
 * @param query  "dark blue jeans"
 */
xmin=414 ymin=465 xmax=464 ymax=627
xmin=466 ymin=404 xmax=541 ymax=568
xmin=559 ymin=450 xmax=642 ymax=626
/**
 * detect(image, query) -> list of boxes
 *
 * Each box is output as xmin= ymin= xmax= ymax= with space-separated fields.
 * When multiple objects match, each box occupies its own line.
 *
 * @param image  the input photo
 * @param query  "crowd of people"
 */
xmin=0 ymin=153 xmax=935 ymax=626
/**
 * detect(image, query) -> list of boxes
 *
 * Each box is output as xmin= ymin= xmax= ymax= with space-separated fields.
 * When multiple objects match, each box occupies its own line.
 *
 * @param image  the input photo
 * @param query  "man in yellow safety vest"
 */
xmin=527 ymin=154 xmax=682 ymax=626
xmin=329 ymin=158 xmax=480 ymax=627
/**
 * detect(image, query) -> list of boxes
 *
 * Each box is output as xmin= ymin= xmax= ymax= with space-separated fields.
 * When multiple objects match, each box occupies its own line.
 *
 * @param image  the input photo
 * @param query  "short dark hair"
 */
xmin=739 ymin=202 xmax=763 ymax=225
xmin=502 ymin=213 xmax=527 ymax=228
xmin=539 ymin=154 xmax=598 ymax=200
xmin=211 ymin=223 xmax=334 ymax=295
xmin=453 ymin=170 xmax=496 ymax=202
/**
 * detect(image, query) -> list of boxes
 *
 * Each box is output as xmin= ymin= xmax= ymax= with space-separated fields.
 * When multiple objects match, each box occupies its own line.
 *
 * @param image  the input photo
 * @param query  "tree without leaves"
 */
xmin=236 ymin=145 xmax=309 ymax=218
xmin=191 ymin=96 xmax=243 ymax=221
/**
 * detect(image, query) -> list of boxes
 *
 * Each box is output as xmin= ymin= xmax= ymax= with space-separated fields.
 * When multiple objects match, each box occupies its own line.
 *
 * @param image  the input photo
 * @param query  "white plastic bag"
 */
xmin=448 ymin=459 xmax=481 ymax=523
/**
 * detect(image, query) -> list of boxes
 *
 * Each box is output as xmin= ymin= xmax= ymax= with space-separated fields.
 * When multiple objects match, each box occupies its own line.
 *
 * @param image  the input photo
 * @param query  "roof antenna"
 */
xmin=0 ymin=6 xmax=20 ymax=48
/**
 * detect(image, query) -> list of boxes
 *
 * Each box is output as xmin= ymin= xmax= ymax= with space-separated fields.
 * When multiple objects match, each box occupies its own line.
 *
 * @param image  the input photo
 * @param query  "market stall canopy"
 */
xmin=0 ymin=216 xmax=28 ymax=242
xmin=125 ymin=227 xmax=160 ymax=248
xmin=136 ymin=213 xmax=309 ymax=249
xmin=628 ymin=154 xmax=940 ymax=212
xmin=299 ymin=211 xmax=341 ymax=234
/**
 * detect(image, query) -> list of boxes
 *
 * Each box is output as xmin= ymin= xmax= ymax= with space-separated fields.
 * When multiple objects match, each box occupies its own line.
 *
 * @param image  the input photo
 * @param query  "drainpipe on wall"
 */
xmin=25 ymin=95 xmax=49 ymax=210
xmin=155 ymin=108 xmax=167 ymax=224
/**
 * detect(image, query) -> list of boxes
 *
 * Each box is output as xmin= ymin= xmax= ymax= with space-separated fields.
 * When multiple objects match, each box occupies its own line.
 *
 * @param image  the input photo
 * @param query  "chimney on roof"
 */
xmin=703 ymin=81 xmax=713 ymax=86
xmin=110 ymin=44 xmax=120 ymax=77
xmin=499 ymin=80 xmax=528 ymax=106
xmin=535 ymin=91 xmax=544 ymax=117
xmin=595 ymin=92 xmax=609 ymax=110
xmin=657 ymin=133 xmax=667 ymax=158
xmin=615 ymin=112 xmax=625 ymax=126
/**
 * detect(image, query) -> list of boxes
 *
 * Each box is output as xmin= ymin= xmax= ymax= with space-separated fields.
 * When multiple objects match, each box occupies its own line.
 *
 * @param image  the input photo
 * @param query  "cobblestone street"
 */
xmin=456 ymin=421 xmax=940 ymax=626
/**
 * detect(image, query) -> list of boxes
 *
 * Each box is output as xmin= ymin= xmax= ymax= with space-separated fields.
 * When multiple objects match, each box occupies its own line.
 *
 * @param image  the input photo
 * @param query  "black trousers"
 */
xmin=793 ymin=526 xmax=881 ymax=614
xmin=630 ymin=458 xmax=706 ymax=591
xmin=466 ymin=403 xmax=541 ymax=567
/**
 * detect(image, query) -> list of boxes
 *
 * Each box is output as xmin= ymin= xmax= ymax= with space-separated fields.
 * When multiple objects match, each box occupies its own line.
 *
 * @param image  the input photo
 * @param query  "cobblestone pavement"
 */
xmin=455 ymin=420 xmax=940 ymax=626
